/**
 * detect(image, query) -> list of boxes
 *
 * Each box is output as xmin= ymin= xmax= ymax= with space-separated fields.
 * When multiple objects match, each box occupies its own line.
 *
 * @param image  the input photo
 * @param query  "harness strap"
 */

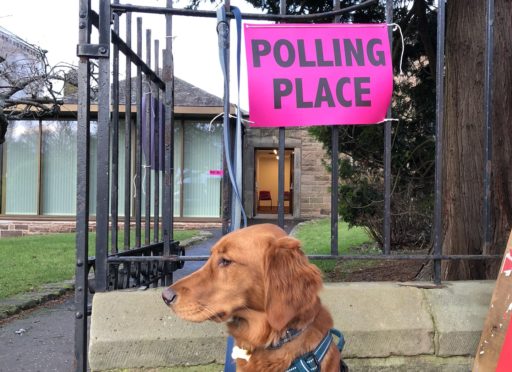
xmin=285 ymin=329 xmax=345 ymax=372
xmin=330 ymin=328 xmax=346 ymax=352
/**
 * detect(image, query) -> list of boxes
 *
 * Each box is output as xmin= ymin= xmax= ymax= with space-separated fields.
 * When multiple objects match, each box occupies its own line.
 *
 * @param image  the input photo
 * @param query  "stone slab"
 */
xmin=103 ymin=356 xmax=473 ymax=372
xmin=424 ymin=280 xmax=494 ymax=356
xmin=89 ymin=289 xmax=227 ymax=371
xmin=345 ymin=355 xmax=474 ymax=372
xmin=322 ymin=282 xmax=434 ymax=358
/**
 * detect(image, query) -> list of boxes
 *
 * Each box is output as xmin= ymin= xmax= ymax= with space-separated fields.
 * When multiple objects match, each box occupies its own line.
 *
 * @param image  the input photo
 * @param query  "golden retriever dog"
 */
xmin=162 ymin=224 xmax=343 ymax=371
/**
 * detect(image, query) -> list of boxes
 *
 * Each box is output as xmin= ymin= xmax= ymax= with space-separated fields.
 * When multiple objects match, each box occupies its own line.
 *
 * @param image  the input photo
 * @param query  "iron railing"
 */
xmin=74 ymin=0 xmax=500 ymax=371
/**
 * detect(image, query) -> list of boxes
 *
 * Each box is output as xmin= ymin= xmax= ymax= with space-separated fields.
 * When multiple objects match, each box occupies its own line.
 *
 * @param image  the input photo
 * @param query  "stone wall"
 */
xmin=88 ymin=281 xmax=493 ymax=371
xmin=300 ymin=130 xmax=332 ymax=217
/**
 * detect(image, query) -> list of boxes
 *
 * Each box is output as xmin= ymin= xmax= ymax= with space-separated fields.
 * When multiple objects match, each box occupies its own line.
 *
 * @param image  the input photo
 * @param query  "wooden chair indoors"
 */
xmin=258 ymin=190 xmax=273 ymax=213
xmin=284 ymin=191 xmax=291 ymax=213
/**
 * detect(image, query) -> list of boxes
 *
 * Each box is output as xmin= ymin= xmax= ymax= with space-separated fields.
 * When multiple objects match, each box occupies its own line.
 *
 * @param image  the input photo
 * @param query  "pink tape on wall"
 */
xmin=244 ymin=24 xmax=393 ymax=127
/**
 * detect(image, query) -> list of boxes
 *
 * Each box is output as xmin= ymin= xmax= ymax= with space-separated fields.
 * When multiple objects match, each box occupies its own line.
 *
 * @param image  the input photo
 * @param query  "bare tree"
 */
xmin=0 ymin=43 xmax=76 ymax=144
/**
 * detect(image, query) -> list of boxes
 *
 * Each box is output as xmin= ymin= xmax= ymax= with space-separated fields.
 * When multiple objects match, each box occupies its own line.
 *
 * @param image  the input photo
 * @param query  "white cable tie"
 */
xmin=388 ymin=23 xmax=405 ymax=77
xmin=378 ymin=118 xmax=400 ymax=124
xmin=132 ymin=175 xmax=137 ymax=199
xmin=141 ymin=165 xmax=151 ymax=196
xmin=209 ymin=112 xmax=224 ymax=131
xmin=241 ymin=118 xmax=255 ymax=125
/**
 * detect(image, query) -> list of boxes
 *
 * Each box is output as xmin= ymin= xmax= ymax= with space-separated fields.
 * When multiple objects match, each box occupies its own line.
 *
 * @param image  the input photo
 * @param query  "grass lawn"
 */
xmin=0 ymin=230 xmax=198 ymax=300
xmin=293 ymin=219 xmax=375 ymax=278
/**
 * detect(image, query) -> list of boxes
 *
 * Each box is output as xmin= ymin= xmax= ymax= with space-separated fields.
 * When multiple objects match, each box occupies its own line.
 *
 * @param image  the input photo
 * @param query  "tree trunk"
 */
xmin=442 ymin=0 xmax=512 ymax=280
xmin=485 ymin=0 xmax=512 ymax=277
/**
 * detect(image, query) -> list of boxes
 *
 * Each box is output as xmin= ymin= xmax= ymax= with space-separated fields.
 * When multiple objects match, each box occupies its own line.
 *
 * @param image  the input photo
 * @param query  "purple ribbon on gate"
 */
xmin=141 ymin=95 xmax=165 ymax=171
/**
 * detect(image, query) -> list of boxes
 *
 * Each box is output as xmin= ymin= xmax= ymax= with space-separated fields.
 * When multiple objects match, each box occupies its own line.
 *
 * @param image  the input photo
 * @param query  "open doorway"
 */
xmin=254 ymin=148 xmax=293 ymax=215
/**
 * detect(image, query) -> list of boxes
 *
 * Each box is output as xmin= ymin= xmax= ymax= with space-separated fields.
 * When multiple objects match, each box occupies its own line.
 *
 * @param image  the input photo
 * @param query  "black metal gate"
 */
xmin=74 ymin=0 xmax=500 ymax=371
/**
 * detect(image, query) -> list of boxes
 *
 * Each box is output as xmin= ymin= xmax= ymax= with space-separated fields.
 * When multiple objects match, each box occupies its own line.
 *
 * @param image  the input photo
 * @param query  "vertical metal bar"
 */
xmin=331 ymin=127 xmax=339 ymax=256
xmin=75 ymin=1 xmax=91 ymax=370
xmin=154 ymin=39 xmax=160 ymax=243
xmin=153 ymin=40 xmax=161 ymax=287
xmin=433 ymin=0 xmax=446 ymax=285
xmin=145 ymin=29 xmax=152 ymax=245
xmin=111 ymin=0 xmax=120 ymax=254
xmin=95 ymin=0 xmax=112 ymax=293
xmin=483 ymin=0 xmax=494 ymax=254
xmin=280 ymin=0 xmax=286 ymax=19
xmin=179 ymin=121 xmax=185 ymax=219
xmin=0 ymin=143 xmax=5 ymax=214
xmin=37 ymin=120 xmax=42 ymax=216
xmin=277 ymin=0 xmax=286 ymax=229
xmin=162 ymin=0 xmax=175 ymax=285
xmin=222 ymin=148 xmax=233 ymax=233
xmin=330 ymin=0 xmax=340 ymax=256
xmin=123 ymin=11 xmax=133 ymax=289
xmin=383 ymin=0 xmax=393 ymax=255
xmin=135 ymin=17 xmax=143 ymax=248
xmin=123 ymin=11 xmax=132 ymax=250
xmin=220 ymin=1 xmax=237 ymax=231
xmin=277 ymin=135 xmax=285 ymax=228
xmin=220 ymin=7 xmax=232 ymax=235
xmin=135 ymin=18 xmax=143 ymax=285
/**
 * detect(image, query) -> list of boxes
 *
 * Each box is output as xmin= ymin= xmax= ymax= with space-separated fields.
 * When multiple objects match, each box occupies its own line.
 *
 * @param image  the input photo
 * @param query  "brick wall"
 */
xmin=0 ymin=221 xmax=77 ymax=238
xmin=0 ymin=221 xmax=221 ymax=238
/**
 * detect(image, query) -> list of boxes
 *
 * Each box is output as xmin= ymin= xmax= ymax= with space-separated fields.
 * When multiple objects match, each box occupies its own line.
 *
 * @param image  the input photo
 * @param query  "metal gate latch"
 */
xmin=77 ymin=43 xmax=110 ymax=59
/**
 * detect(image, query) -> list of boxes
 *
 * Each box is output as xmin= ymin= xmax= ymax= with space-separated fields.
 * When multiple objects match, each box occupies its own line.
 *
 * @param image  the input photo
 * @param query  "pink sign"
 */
xmin=244 ymin=24 xmax=393 ymax=127
xmin=209 ymin=170 xmax=224 ymax=177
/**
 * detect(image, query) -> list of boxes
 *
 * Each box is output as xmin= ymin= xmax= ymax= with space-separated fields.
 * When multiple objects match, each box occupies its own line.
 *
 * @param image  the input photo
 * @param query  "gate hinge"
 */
xmin=76 ymin=43 xmax=110 ymax=59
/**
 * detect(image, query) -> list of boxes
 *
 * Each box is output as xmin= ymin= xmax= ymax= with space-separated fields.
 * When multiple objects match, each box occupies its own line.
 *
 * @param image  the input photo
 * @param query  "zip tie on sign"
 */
xmin=377 ymin=118 xmax=400 ymax=124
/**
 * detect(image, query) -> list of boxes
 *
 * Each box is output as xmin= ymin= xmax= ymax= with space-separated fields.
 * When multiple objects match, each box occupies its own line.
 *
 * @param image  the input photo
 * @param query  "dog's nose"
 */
xmin=162 ymin=287 xmax=177 ymax=306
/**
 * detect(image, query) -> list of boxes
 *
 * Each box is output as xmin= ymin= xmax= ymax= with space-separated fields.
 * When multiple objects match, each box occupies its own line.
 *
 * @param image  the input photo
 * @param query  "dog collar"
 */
xmin=267 ymin=328 xmax=304 ymax=350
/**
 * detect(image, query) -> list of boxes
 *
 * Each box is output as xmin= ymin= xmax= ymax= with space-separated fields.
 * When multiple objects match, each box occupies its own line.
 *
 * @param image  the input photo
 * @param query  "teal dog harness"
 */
xmin=285 ymin=328 xmax=345 ymax=372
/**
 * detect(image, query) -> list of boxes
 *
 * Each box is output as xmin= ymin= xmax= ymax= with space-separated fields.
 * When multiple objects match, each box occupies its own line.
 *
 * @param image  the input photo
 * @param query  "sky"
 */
xmin=0 ymin=0 xmax=266 ymax=110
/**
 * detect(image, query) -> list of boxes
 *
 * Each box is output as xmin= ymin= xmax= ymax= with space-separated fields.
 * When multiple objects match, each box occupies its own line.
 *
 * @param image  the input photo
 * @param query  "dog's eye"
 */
xmin=218 ymin=258 xmax=232 ymax=267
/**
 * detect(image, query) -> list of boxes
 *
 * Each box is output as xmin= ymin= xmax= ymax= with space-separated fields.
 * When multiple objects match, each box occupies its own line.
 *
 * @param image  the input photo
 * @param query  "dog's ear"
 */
xmin=263 ymin=236 xmax=323 ymax=331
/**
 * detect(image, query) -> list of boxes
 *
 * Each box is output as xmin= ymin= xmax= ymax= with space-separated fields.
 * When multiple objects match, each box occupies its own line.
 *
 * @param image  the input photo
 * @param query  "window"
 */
xmin=182 ymin=121 xmax=222 ymax=218
xmin=1 ymin=118 xmax=224 ymax=219
xmin=3 ymin=120 xmax=39 ymax=214
xmin=42 ymin=121 xmax=77 ymax=215
xmin=1 ymin=119 xmax=101 ymax=216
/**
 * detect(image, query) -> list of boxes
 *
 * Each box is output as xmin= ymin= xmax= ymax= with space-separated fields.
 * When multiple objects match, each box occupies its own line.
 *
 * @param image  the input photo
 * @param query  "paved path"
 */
xmin=174 ymin=228 xmax=222 ymax=281
xmin=0 ymin=220 xmax=303 ymax=371
xmin=0 ymin=295 xmax=76 ymax=372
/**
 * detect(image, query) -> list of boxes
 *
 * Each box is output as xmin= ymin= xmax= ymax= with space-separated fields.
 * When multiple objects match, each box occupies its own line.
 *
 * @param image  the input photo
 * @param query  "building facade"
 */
xmin=0 ymin=78 xmax=227 ymax=222
xmin=0 ymin=29 xmax=332 ymax=230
